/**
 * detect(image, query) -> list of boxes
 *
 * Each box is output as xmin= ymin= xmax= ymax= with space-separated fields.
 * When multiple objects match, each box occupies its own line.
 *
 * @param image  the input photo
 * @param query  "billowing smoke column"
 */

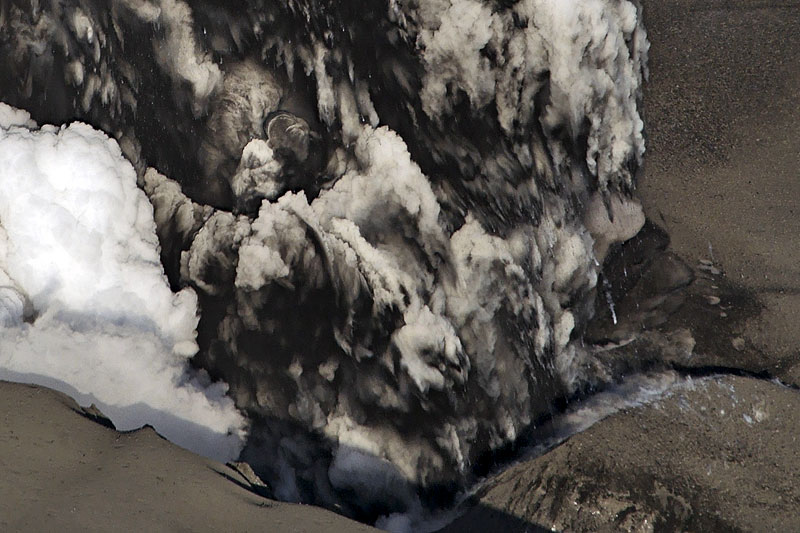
xmin=0 ymin=0 xmax=648 ymax=521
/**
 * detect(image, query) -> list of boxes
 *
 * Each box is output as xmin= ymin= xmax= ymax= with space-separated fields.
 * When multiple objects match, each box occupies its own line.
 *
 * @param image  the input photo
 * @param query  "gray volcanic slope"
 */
xmin=0 ymin=380 xmax=377 ymax=533
xmin=639 ymin=0 xmax=800 ymax=382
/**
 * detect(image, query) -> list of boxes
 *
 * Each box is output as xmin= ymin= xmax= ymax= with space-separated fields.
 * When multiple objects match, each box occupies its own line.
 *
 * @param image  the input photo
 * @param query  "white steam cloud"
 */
xmin=0 ymin=103 xmax=246 ymax=461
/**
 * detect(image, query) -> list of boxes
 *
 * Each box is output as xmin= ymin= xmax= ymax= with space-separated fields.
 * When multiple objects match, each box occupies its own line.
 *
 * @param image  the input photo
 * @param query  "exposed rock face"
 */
xmin=442 ymin=375 xmax=800 ymax=533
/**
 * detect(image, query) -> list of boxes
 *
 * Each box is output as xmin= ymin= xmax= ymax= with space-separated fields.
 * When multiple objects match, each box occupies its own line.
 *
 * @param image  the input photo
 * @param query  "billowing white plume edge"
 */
xmin=0 ymin=103 xmax=247 ymax=461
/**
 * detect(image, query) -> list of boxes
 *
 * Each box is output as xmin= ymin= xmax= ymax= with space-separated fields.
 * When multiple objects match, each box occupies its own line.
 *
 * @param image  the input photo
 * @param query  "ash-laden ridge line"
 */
xmin=0 ymin=0 xmax=651 ymax=522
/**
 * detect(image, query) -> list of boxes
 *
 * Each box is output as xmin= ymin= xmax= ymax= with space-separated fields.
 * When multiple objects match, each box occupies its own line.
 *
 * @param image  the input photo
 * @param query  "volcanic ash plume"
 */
xmin=0 ymin=0 xmax=649 ymax=521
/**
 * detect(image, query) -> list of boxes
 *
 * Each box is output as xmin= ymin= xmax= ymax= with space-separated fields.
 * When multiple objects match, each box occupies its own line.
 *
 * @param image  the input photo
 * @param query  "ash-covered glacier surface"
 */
xmin=0 ymin=0 xmax=651 ymax=525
